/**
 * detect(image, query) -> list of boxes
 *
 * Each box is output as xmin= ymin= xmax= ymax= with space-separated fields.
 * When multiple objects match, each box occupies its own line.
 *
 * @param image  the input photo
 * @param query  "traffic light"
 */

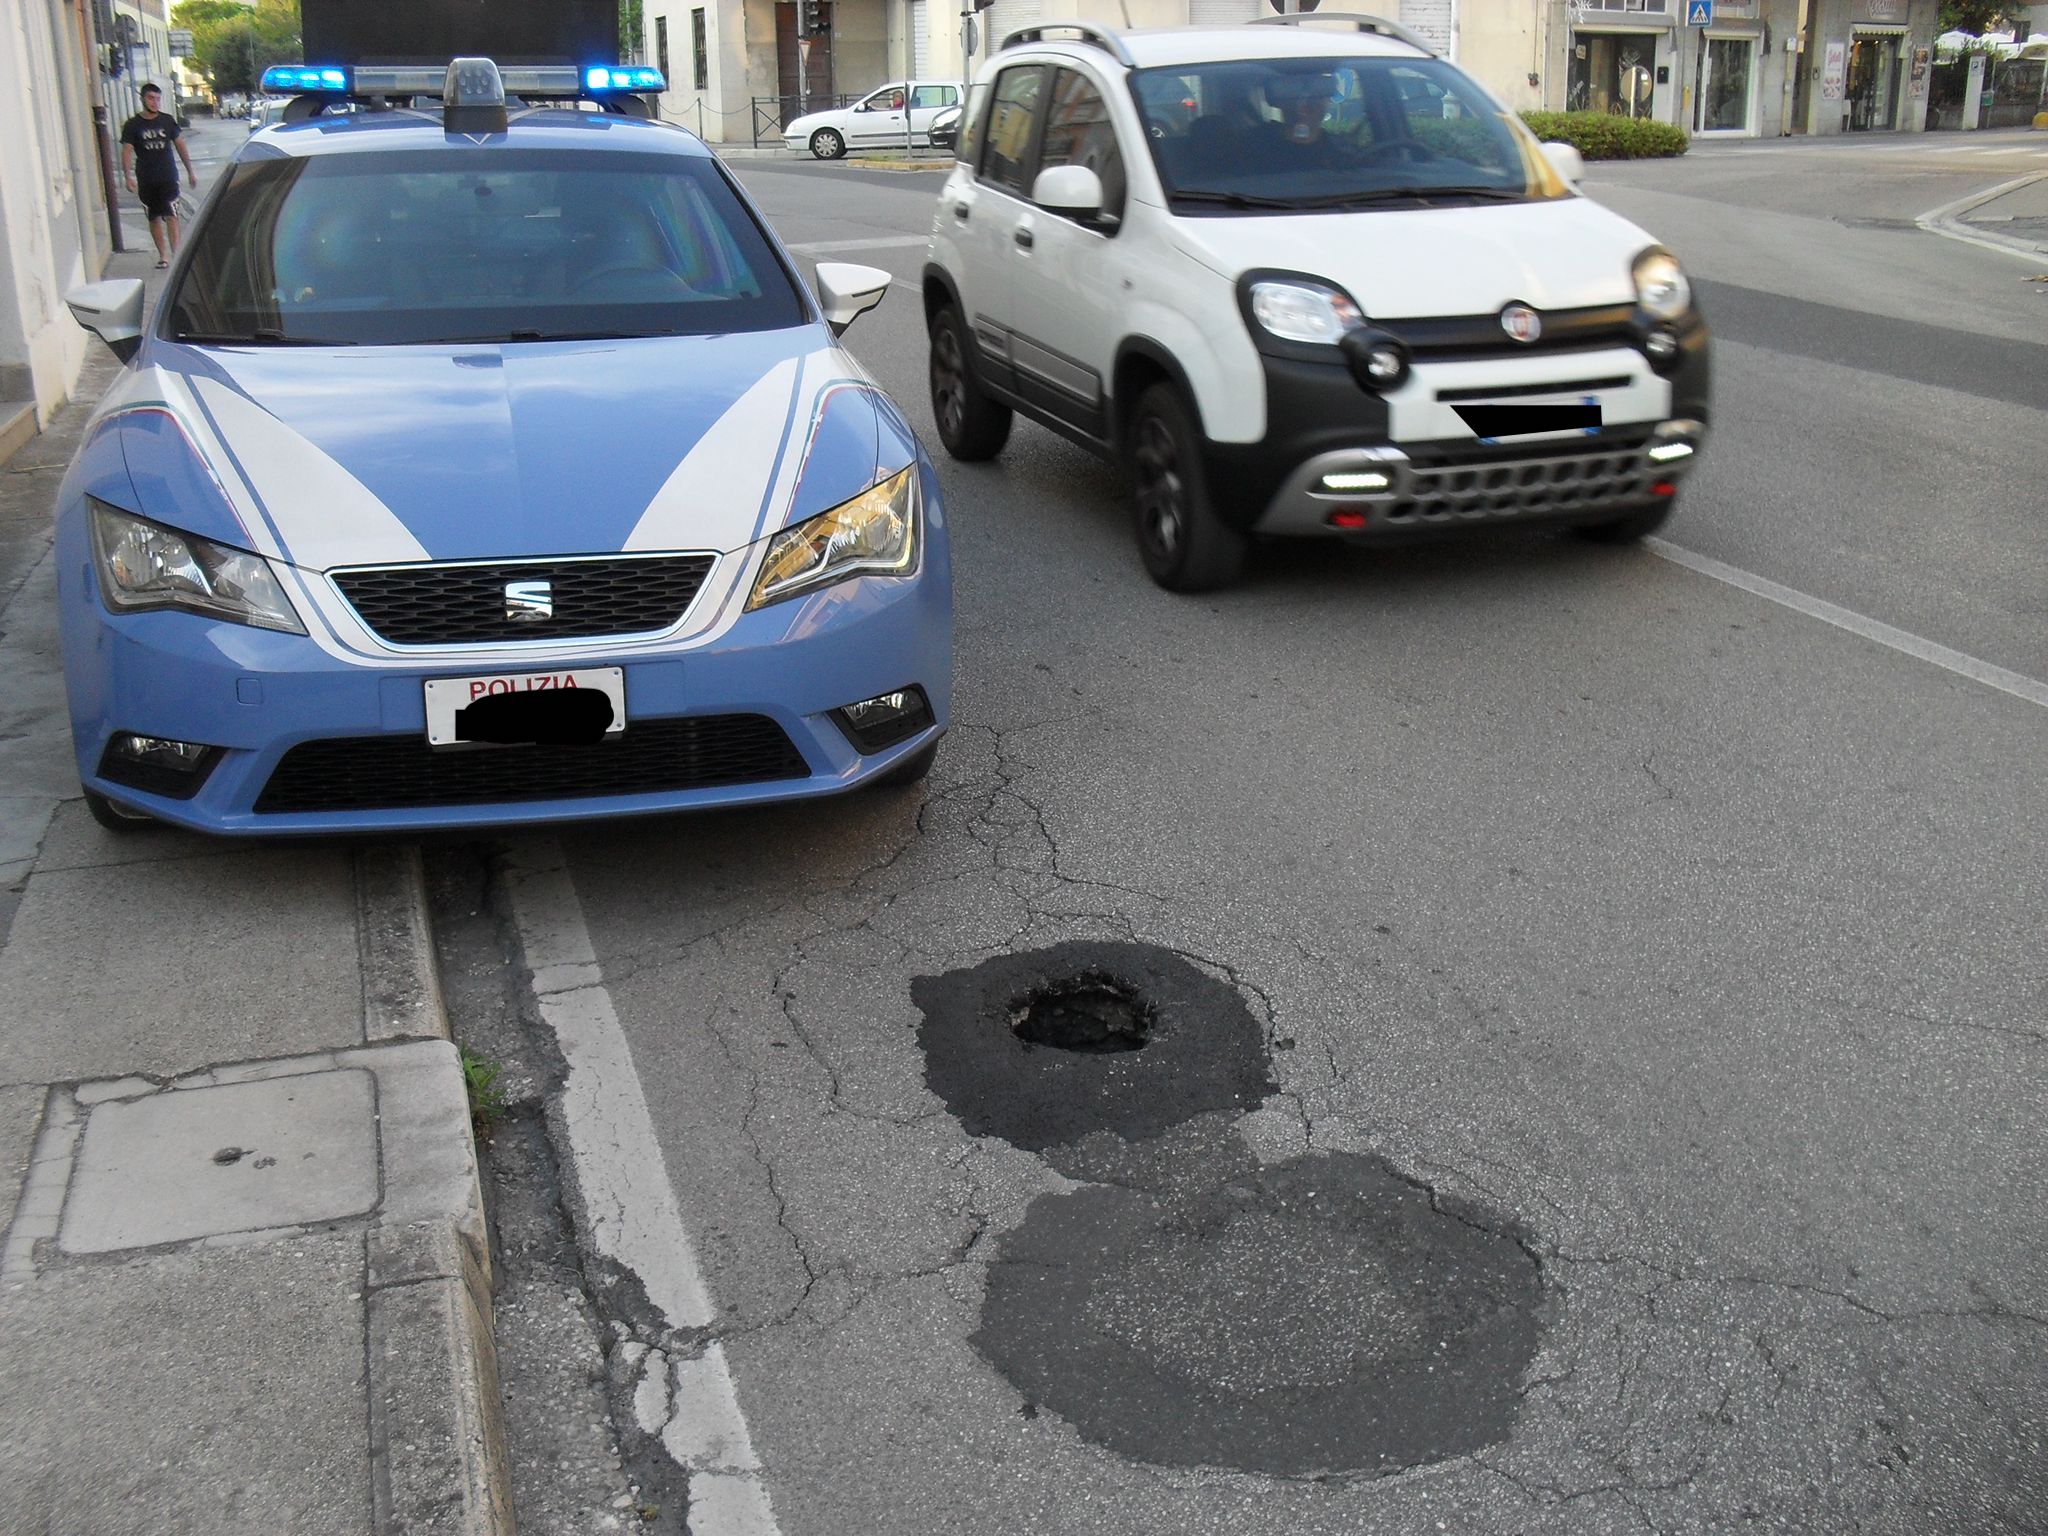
xmin=973 ymin=0 xmax=995 ymax=10
xmin=802 ymin=0 xmax=830 ymax=34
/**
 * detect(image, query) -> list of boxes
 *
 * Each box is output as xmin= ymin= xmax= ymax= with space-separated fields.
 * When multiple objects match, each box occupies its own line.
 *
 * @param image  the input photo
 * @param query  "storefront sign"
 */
xmin=1821 ymin=39 xmax=1847 ymax=99
xmin=1851 ymin=0 xmax=1908 ymax=22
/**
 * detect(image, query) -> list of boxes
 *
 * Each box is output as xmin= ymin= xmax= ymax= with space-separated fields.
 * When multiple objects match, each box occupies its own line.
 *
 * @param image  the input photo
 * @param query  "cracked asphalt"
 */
xmin=496 ymin=145 xmax=2047 ymax=1533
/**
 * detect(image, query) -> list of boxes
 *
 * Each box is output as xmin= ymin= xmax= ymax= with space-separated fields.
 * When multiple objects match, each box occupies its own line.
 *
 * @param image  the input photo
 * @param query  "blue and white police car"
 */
xmin=57 ymin=57 xmax=948 ymax=834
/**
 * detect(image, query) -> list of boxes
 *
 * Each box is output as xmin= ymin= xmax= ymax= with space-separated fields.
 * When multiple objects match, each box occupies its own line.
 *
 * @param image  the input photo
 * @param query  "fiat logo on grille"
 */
xmin=504 ymin=580 xmax=553 ymax=623
xmin=1501 ymin=303 xmax=1542 ymax=343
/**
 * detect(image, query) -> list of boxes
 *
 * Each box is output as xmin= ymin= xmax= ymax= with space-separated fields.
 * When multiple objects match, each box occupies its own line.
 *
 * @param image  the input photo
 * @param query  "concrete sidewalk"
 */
xmin=0 ymin=242 xmax=511 ymax=1534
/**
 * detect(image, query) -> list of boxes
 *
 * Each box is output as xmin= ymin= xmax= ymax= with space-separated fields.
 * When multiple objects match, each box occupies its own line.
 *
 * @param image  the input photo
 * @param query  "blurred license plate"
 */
xmin=424 ymin=667 xmax=626 ymax=747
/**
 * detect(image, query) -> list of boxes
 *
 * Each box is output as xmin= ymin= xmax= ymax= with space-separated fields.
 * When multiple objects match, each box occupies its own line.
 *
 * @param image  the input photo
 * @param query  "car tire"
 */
xmin=1575 ymin=499 xmax=1675 ymax=544
xmin=810 ymin=128 xmax=845 ymax=161
xmin=1127 ymin=383 xmax=1246 ymax=593
xmin=928 ymin=306 xmax=1012 ymax=462
xmin=873 ymin=740 xmax=939 ymax=788
xmin=83 ymin=787 xmax=157 ymax=832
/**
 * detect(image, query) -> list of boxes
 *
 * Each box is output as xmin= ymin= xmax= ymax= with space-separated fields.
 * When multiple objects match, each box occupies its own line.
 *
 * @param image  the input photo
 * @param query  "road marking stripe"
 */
xmin=504 ymin=843 xmax=783 ymax=1536
xmin=1647 ymin=539 xmax=2048 ymax=711
xmin=787 ymin=235 xmax=930 ymax=254
xmin=1914 ymin=170 xmax=2048 ymax=261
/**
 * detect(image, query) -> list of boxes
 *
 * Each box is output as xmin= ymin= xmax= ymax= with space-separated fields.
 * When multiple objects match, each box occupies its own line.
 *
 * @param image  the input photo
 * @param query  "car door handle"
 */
xmin=954 ymin=202 xmax=970 ymax=221
xmin=1013 ymin=227 xmax=1034 ymax=250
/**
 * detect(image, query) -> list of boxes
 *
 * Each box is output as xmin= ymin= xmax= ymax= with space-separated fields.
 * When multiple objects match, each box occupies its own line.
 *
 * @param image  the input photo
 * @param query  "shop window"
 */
xmin=1568 ymin=34 xmax=1657 ymax=117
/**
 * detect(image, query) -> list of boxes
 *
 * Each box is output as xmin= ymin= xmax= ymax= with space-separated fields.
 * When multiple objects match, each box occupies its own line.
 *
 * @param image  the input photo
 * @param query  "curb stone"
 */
xmin=364 ymin=852 xmax=517 ymax=1536
xmin=359 ymin=843 xmax=452 ymax=1045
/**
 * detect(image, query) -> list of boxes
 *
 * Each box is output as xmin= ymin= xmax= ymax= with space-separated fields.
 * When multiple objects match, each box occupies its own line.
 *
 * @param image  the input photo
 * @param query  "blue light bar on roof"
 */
xmin=261 ymin=64 xmax=349 ymax=94
xmin=585 ymin=64 xmax=665 ymax=92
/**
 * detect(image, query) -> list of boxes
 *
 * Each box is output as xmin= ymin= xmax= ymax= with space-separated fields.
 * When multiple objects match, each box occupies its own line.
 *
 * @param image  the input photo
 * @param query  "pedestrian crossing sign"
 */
xmin=1687 ymin=0 xmax=1713 ymax=22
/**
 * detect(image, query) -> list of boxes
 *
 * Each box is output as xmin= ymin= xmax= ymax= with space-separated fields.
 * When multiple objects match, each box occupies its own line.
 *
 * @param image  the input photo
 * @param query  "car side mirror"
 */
xmin=1541 ymin=141 xmax=1586 ymax=186
xmin=1031 ymin=164 xmax=1104 ymax=219
xmin=814 ymin=262 xmax=890 ymax=336
xmin=65 ymin=279 xmax=147 ymax=363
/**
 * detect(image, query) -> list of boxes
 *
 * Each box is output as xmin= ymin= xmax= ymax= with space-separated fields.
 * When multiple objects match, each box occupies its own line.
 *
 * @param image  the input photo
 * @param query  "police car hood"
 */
xmin=1166 ymin=195 xmax=1654 ymax=317
xmin=149 ymin=327 xmax=899 ymax=569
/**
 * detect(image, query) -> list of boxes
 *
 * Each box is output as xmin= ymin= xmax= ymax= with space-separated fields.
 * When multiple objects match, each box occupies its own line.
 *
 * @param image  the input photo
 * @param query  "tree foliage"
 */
xmin=621 ymin=0 xmax=645 ymax=61
xmin=1937 ymin=0 xmax=2016 ymax=35
xmin=173 ymin=0 xmax=302 ymax=98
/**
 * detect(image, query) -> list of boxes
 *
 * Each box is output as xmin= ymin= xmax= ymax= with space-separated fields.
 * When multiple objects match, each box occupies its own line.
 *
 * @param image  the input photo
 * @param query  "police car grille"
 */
xmin=254 ymin=715 xmax=808 ymax=814
xmin=332 ymin=555 xmax=717 ymax=646
xmin=1383 ymin=431 xmax=1658 ymax=525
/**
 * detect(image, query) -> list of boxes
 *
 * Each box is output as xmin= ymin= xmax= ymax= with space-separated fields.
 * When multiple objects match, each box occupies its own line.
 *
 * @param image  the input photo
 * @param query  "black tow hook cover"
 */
xmin=1340 ymin=328 xmax=1411 ymax=393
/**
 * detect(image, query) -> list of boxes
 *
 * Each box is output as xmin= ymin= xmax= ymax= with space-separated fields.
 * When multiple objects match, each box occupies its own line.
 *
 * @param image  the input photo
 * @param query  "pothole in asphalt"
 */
xmin=913 ymin=942 xmax=1273 ymax=1154
xmin=973 ymin=1150 xmax=1546 ymax=1477
xmin=922 ymin=941 xmax=1549 ymax=1474
xmin=1009 ymin=973 xmax=1153 ymax=1054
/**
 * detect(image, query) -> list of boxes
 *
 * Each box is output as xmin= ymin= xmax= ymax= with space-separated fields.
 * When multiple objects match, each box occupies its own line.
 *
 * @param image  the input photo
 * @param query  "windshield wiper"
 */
xmin=1417 ymin=186 xmax=1527 ymax=202
xmin=424 ymin=329 xmax=679 ymax=343
xmin=1289 ymin=187 xmax=1526 ymax=210
xmin=172 ymin=328 xmax=344 ymax=346
xmin=1169 ymin=189 xmax=1305 ymax=210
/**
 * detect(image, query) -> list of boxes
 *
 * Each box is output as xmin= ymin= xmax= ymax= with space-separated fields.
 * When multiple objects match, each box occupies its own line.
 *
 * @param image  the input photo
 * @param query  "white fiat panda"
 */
xmin=922 ymin=15 xmax=1709 ymax=591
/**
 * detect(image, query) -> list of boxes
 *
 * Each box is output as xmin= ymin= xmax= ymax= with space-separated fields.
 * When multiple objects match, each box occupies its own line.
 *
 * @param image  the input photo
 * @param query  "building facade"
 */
xmin=107 ymin=0 xmax=180 ymax=127
xmin=0 ymin=0 xmax=113 ymax=424
xmin=643 ymin=0 xmax=1941 ymax=142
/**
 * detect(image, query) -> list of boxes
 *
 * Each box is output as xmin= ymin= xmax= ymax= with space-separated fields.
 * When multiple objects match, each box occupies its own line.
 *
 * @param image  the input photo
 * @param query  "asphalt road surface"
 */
xmin=480 ymin=134 xmax=2046 ymax=1535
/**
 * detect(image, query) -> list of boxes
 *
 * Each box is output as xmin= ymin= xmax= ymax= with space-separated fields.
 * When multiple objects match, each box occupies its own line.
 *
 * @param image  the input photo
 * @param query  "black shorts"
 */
xmin=137 ymin=181 xmax=179 ymax=220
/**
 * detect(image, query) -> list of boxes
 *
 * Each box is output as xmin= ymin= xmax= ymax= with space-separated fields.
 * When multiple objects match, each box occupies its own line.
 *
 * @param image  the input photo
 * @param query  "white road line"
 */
xmin=503 ymin=842 xmax=783 ymax=1536
xmin=1647 ymin=540 xmax=2048 ymax=711
xmin=1914 ymin=170 xmax=2048 ymax=260
xmin=786 ymin=235 xmax=931 ymax=254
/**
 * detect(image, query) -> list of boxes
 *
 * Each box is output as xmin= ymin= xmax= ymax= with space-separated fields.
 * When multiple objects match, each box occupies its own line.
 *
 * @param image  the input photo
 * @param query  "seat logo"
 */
xmin=1501 ymin=304 xmax=1542 ymax=344
xmin=504 ymin=580 xmax=553 ymax=623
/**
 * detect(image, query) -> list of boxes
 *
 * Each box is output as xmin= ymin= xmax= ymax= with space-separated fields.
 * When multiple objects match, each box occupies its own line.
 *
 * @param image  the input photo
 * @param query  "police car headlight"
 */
xmin=745 ymin=466 xmax=919 ymax=610
xmin=1248 ymin=279 xmax=1363 ymax=345
xmin=89 ymin=499 xmax=305 ymax=633
xmin=1632 ymin=248 xmax=1692 ymax=322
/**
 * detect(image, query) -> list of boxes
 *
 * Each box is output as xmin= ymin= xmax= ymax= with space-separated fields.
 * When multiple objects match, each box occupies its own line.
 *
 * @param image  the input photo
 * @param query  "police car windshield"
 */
xmin=1133 ymin=58 xmax=1570 ymax=210
xmin=166 ymin=148 xmax=805 ymax=345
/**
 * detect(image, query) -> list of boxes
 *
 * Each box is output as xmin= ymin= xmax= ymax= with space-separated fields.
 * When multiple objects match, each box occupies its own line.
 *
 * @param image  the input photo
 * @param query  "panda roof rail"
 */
xmin=998 ymin=22 xmax=1136 ymax=67
xmin=1247 ymin=11 xmax=1436 ymax=55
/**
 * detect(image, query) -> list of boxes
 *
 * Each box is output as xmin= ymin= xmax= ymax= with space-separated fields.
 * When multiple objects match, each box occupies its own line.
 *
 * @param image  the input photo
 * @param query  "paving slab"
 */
xmin=0 ymin=1229 xmax=371 ymax=1536
xmin=60 ymin=1068 xmax=379 ymax=1254
xmin=0 ymin=845 xmax=364 ymax=1084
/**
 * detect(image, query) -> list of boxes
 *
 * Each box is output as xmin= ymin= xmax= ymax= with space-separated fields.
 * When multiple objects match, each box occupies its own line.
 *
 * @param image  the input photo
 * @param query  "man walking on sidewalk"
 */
xmin=120 ymin=84 xmax=198 ymax=270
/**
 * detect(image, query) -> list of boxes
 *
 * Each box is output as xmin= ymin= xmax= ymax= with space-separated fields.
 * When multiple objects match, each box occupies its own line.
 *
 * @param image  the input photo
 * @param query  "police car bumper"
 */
xmin=59 ymin=518 xmax=952 ymax=837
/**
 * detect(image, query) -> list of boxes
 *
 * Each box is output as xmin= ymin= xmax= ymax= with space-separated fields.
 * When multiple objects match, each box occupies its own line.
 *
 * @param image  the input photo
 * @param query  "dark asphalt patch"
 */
xmin=973 ymin=1151 xmax=1545 ymax=1477
xmin=912 ymin=942 xmax=1273 ymax=1153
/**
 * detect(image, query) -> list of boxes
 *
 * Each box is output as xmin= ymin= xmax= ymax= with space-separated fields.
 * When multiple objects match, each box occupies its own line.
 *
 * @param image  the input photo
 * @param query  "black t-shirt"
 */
xmin=121 ymin=112 xmax=181 ymax=185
